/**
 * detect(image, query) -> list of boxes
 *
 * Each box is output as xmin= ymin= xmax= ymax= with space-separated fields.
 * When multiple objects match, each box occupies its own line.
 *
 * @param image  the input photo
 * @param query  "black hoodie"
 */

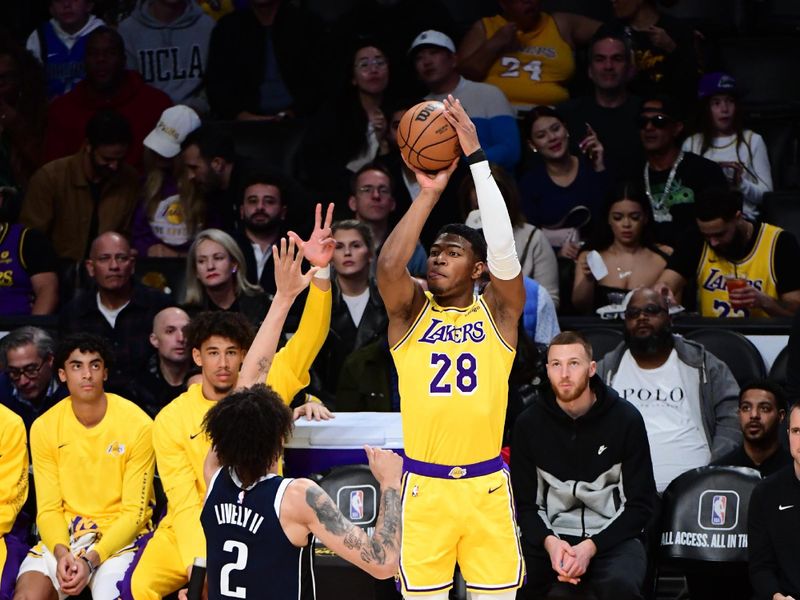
xmin=511 ymin=375 xmax=656 ymax=556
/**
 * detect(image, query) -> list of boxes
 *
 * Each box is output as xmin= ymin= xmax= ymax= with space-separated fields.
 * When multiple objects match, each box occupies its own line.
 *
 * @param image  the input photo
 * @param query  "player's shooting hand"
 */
xmin=287 ymin=203 xmax=336 ymax=268
xmin=403 ymin=155 xmax=459 ymax=195
xmin=364 ymin=445 xmax=403 ymax=488
xmin=272 ymin=237 xmax=319 ymax=301
xmin=293 ymin=401 xmax=334 ymax=422
xmin=442 ymin=96 xmax=480 ymax=156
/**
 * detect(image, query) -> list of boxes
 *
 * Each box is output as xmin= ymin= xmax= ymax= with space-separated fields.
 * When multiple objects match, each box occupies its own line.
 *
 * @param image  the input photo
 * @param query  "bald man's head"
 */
xmin=86 ymin=232 xmax=135 ymax=293
xmin=150 ymin=307 xmax=190 ymax=364
xmin=623 ymin=286 xmax=673 ymax=357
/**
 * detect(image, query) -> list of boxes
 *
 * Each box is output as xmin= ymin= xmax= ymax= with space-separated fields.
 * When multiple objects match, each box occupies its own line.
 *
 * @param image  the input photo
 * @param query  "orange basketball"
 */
xmin=397 ymin=100 xmax=460 ymax=172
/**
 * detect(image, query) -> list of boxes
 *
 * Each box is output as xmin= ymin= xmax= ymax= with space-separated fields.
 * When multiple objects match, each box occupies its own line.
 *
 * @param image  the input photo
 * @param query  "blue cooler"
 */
xmin=284 ymin=412 xmax=404 ymax=477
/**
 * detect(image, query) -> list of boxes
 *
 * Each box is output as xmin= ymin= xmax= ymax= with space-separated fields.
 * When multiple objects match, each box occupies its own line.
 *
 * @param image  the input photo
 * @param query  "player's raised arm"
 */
xmin=442 ymin=95 xmax=525 ymax=346
xmin=282 ymin=446 xmax=403 ymax=580
xmin=237 ymin=237 xmax=319 ymax=390
xmin=377 ymin=156 xmax=458 ymax=345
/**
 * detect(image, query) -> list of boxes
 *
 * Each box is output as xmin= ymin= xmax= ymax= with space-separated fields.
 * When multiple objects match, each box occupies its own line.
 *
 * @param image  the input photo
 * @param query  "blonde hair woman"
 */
xmin=183 ymin=229 xmax=269 ymax=325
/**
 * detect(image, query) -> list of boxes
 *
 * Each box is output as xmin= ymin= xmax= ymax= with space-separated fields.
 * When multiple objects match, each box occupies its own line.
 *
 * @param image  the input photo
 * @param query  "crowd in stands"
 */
xmin=0 ymin=0 xmax=799 ymax=598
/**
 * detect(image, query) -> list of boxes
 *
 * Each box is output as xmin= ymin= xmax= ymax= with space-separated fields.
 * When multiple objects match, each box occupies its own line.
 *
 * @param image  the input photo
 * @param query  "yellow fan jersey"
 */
xmin=391 ymin=293 xmax=515 ymax=465
xmin=30 ymin=394 xmax=154 ymax=563
xmin=482 ymin=13 xmax=575 ymax=111
xmin=697 ymin=222 xmax=781 ymax=319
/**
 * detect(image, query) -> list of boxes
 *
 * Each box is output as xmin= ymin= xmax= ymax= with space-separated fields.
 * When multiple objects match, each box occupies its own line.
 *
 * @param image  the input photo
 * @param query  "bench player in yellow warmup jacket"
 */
xmin=377 ymin=97 xmax=526 ymax=599
xmin=123 ymin=206 xmax=336 ymax=599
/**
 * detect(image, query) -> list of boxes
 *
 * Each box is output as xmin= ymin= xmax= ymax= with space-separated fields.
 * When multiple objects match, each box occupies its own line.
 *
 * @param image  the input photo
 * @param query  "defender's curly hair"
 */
xmin=55 ymin=333 xmax=115 ymax=370
xmin=185 ymin=312 xmax=255 ymax=352
xmin=203 ymin=384 xmax=294 ymax=486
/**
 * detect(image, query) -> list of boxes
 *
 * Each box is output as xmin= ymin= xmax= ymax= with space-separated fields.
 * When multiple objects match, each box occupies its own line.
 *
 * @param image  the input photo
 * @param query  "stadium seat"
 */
xmin=661 ymin=0 xmax=745 ymax=36
xmin=752 ymin=0 xmax=800 ymax=34
xmin=133 ymin=257 xmax=187 ymax=303
xmin=683 ymin=329 xmax=766 ymax=388
xmin=762 ymin=191 xmax=800 ymax=245
xmin=582 ymin=327 xmax=624 ymax=362
xmin=226 ymin=119 xmax=309 ymax=177
xmin=768 ymin=344 xmax=789 ymax=388
xmin=655 ymin=465 xmax=762 ymax=599
xmin=748 ymin=116 xmax=799 ymax=191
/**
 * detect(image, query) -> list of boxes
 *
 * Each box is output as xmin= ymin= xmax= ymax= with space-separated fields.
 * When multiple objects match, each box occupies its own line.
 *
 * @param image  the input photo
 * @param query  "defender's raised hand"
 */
xmin=288 ymin=203 xmax=335 ymax=268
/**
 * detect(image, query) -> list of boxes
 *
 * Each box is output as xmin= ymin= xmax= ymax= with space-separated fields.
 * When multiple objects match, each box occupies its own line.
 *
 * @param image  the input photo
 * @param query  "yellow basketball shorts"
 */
xmin=399 ymin=468 xmax=525 ymax=596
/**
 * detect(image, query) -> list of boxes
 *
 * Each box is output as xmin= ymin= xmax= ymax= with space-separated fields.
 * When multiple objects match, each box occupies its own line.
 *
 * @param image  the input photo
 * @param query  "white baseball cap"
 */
xmin=409 ymin=30 xmax=456 ymax=55
xmin=143 ymin=105 xmax=201 ymax=158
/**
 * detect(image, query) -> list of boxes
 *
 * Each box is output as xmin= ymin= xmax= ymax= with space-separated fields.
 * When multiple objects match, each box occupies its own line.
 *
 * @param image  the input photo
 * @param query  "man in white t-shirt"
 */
xmin=595 ymin=287 xmax=741 ymax=492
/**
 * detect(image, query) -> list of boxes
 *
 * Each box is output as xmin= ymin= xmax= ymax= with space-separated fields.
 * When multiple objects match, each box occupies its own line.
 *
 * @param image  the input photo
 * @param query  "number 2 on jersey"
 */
xmin=429 ymin=352 xmax=478 ymax=395
xmin=220 ymin=540 xmax=248 ymax=598
xmin=500 ymin=56 xmax=543 ymax=80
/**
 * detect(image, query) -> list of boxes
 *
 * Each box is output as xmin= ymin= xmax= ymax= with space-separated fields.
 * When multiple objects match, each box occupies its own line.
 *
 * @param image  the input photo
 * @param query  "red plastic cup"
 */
xmin=725 ymin=277 xmax=748 ymax=309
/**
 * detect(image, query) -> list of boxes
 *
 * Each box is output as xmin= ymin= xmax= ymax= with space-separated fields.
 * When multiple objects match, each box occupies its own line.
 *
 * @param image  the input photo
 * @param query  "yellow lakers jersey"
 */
xmin=482 ymin=13 xmax=575 ymax=111
xmin=391 ymin=292 xmax=515 ymax=465
xmin=697 ymin=222 xmax=781 ymax=318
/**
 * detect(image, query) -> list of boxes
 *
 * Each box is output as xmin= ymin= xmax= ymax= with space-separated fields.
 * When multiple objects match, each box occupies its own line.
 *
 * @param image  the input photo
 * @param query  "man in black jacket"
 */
xmin=748 ymin=403 xmax=800 ymax=600
xmin=512 ymin=331 xmax=656 ymax=600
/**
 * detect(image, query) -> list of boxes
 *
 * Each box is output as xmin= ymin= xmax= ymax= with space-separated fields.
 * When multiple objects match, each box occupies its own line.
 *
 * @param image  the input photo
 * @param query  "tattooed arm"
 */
xmin=279 ymin=446 xmax=403 ymax=579
xmin=238 ymin=238 xmax=319 ymax=389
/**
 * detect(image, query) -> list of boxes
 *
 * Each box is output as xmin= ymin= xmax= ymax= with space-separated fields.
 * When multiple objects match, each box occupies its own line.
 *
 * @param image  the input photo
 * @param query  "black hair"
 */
xmin=85 ymin=110 xmax=132 ymax=148
xmin=240 ymin=171 xmax=286 ymax=205
xmin=588 ymin=23 xmax=633 ymax=62
xmin=55 ymin=333 xmax=114 ymax=370
xmin=434 ymin=223 xmax=487 ymax=263
xmin=740 ymin=379 xmax=788 ymax=412
xmin=590 ymin=180 xmax=659 ymax=251
xmin=182 ymin=125 xmax=236 ymax=163
xmin=203 ymin=384 xmax=294 ymax=487
xmin=350 ymin=161 xmax=394 ymax=196
xmin=85 ymin=26 xmax=125 ymax=58
xmin=522 ymin=105 xmax=567 ymax=141
xmin=694 ymin=187 xmax=743 ymax=222
xmin=185 ymin=312 xmax=255 ymax=353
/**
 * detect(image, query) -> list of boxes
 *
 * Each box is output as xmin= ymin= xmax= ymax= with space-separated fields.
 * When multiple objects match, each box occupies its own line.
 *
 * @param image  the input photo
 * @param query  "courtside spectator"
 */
xmin=26 ymin=0 xmax=105 ymax=98
xmin=596 ymin=287 xmax=741 ymax=493
xmin=132 ymin=105 xmax=207 ymax=257
xmin=129 ymin=306 xmax=192 ymax=418
xmin=458 ymin=1 xmax=600 ymax=114
xmin=657 ymin=188 xmax=800 ymax=318
xmin=232 ymin=171 xmax=288 ymax=296
xmin=682 ymin=73 xmax=773 ymax=220
xmin=205 ymin=0 xmax=322 ymax=120
xmin=0 ymin=327 xmax=67 ymax=431
xmin=513 ymin=331 xmax=655 ymax=599
xmin=412 ymin=30 xmax=520 ymax=172
xmin=180 ymin=125 xmax=241 ymax=232
xmin=15 ymin=333 xmax=155 ymax=600
xmin=183 ymin=228 xmax=270 ymax=326
xmin=59 ymin=232 xmax=171 ymax=394
xmin=0 ymin=206 xmax=59 ymax=315
xmin=747 ymin=403 xmax=800 ymax=600
xmin=639 ymin=95 xmax=728 ymax=245
xmin=348 ymin=162 xmax=427 ymax=277
xmin=0 ymin=38 xmax=48 ymax=214
xmin=43 ymin=26 xmax=172 ymax=169
xmin=21 ymin=110 xmax=139 ymax=262
xmin=119 ymin=0 xmax=214 ymax=112
xmin=560 ymin=26 xmax=644 ymax=180
xmin=610 ymin=0 xmax=697 ymax=110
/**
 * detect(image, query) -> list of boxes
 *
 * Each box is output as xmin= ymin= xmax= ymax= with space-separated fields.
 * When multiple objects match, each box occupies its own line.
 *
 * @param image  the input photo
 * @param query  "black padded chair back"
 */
xmin=684 ymin=329 xmax=766 ymax=388
xmin=582 ymin=327 xmax=623 ymax=362
xmin=659 ymin=465 xmax=761 ymax=562
xmin=763 ymin=191 xmax=800 ymax=246
xmin=318 ymin=465 xmax=379 ymax=533
xmin=768 ymin=345 xmax=789 ymax=388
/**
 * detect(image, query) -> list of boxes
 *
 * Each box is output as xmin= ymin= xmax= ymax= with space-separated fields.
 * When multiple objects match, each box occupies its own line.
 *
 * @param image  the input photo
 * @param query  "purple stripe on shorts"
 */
xmin=116 ymin=530 xmax=155 ymax=600
xmin=0 ymin=535 xmax=30 ymax=600
xmin=403 ymin=455 xmax=504 ymax=479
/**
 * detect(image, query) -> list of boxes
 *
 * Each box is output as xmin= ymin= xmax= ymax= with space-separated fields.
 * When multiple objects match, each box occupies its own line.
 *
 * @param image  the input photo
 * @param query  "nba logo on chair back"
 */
xmin=336 ymin=485 xmax=376 ymax=526
xmin=697 ymin=490 xmax=739 ymax=530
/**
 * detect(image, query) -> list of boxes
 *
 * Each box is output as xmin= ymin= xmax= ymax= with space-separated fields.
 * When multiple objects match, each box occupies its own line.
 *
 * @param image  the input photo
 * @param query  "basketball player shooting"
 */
xmin=376 ymin=96 xmax=526 ymax=599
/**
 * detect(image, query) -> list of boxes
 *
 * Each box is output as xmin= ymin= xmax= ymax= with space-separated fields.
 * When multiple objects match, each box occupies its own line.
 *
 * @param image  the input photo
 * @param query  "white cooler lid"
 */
xmin=285 ymin=412 xmax=404 ymax=449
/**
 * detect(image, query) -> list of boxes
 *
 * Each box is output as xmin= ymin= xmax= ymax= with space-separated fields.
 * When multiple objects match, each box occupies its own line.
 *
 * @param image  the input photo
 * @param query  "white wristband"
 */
xmin=315 ymin=265 xmax=331 ymax=280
